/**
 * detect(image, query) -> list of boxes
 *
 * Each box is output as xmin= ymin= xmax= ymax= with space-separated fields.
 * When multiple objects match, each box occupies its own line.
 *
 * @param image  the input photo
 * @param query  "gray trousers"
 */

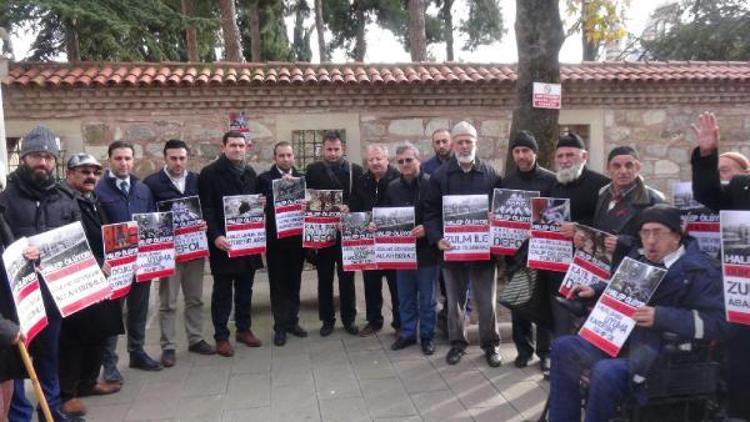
xmin=102 ymin=279 xmax=151 ymax=367
xmin=159 ymin=259 xmax=206 ymax=350
xmin=443 ymin=262 xmax=500 ymax=349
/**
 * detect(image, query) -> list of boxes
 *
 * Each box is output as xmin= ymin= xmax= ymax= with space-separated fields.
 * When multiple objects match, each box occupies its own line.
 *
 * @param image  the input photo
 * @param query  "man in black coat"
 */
xmin=198 ymin=131 xmax=264 ymax=357
xmin=350 ymin=144 xmax=401 ymax=337
xmin=690 ymin=111 xmax=750 ymax=420
xmin=58 ymin=153 xmax=124 ymax=417
xmin=305 ymin=131 xmax=364 ymax=336
xmin=144 ymin=139 xmax=214 ymax=367
xmin=258 ymin=142 xmax=307 ymax=347
xmin=502 ymin=131 xmax=556 ymax=372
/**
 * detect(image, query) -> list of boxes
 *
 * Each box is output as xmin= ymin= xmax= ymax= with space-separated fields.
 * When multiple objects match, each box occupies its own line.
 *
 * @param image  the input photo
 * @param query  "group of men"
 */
xmin=0 ymin=112 xmax=747 ymax=422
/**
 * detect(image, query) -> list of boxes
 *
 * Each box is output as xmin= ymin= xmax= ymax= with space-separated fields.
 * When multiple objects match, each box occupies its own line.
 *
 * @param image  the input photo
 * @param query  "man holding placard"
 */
xmin=423 ymin=121 xmax=503 ymax=367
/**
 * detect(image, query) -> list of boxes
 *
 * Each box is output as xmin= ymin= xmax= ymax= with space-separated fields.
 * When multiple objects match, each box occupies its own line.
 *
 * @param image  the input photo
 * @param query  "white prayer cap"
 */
xmin=451 ymin=121 xmax=477 ymax=139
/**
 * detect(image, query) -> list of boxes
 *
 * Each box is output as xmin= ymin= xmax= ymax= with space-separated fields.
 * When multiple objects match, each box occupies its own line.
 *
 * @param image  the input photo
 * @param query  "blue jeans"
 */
xmin=10 ymin=316 xmax=65 ymax=421
xmin=396 ymin=266 xmax=438 ymax=341
xmin=549 ymin=335 xmax=629 ymax=422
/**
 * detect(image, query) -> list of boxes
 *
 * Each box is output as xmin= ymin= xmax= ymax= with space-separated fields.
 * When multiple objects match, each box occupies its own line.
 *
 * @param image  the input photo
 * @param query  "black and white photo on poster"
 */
xmin=306 ymin=189 xmax=344 ymax=215
xmin=530 ymin=197 xmax=570 ymax=232
xmin=672 ymin=181 xmax=720 ymax=257
xmin=102 ymin=221 xmax=138 ymax=299
xmin=157 ymin=196 xmax=208 ymax=262
xmin=273 ymin=176 xmax=306 ymax=206
xmin=490 ymin=188 xmax=538 ymax=255
xmin=223 ymin=194 xmax=266 ymax=257
xmin=157 ymin=196 xmax=203 ymax=228
xmin=604 ymin=257 xmax=667 ymax=308
xmin=303 ymin=189 xmax=343 ymax=249
xmin=720 ymin=210 xmax=750 ymax=325
xmin=273 ymin=177 xmax=306 ymax=239
xmin=373 ymin=207 xmax=417 ymax=270
xmin=133 ymin=212 xmax=176 ymax=281
xmin=28 ymin=222 xmax=111 ymax=317
xmin=528 ymin=197 xmax=572 ymax=272
xmin=442 ymin=195 xmax=490 ymax=261
xmin=341 ymin=212 xmax=376 ymax=271
xmin=559 ymin=224 xmax=614 ymax=296
xmin=2 ymin=237 xmax=47 ymax=344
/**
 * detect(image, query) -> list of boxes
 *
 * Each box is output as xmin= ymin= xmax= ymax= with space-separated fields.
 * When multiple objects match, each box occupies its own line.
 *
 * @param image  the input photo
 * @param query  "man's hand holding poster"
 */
xmin=442 ymin=195 xmax=490 ymax=262
xmin=303 ymin=189 xmax=343 ymax=249
xmin=373 ymin=207 xmax=417 ymax=270
xmin=490 ymin=189 xmax=538 ymax=255
xmin=29 ymin=222 xmax=111 ymax=317
xmin=341 ymin=212 xmax=376 ymax=271
xmin=559 ymin=224 xmax=614 ymax=297
xmin=157 ymin=196 xmax=208 ymax=263
xmin=528 ymin=197 xmax=572 ymax=272
xmin=273 ymin=176 xmax=306 ymax=239
xmin=223 ymin=194 xmax=266 ymax=257
xmin=579 ymin=257 xmax=667 ymax=357
xmin=673 ymin=181 xmax=720 ymax=257
xmin=134 ymin=212 xmax=176 ymax=281
xmin=720 ymin=210 xmax=750 ymax=325
xmin=2 ymin=238 xmax=47 ymax=344
xmin=102 ymin=221 xmax=138 ymax=299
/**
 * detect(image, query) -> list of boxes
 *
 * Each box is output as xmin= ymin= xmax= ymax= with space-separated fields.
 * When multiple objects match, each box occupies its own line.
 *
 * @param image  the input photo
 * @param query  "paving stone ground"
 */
xmin=34 ymin=269 xmax=550 ymax=421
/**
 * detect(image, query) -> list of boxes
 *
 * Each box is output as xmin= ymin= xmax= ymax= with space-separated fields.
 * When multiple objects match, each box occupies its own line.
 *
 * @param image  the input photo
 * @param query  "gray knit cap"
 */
xmin=21 ymin=126 xmax=60 ymax=158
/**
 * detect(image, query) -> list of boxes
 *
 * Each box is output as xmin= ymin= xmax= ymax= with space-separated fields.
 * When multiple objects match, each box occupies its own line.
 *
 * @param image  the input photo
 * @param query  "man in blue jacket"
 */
xmin=548 ymin=205 xmax=727 ymax=422
xmin=144 ymin=139 xmax=215 ymax=367
xmin=96 ymin=140 xmax=162 ymax=383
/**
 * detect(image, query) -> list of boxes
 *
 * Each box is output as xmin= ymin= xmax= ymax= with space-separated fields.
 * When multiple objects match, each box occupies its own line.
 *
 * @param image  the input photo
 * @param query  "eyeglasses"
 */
xmin=638 ymin=229 xmax=674 ymax=240
xmin=77 ymin=169 xmax=103 ymax=176
xmin=397 ymin=158 xmax=415 ymax=165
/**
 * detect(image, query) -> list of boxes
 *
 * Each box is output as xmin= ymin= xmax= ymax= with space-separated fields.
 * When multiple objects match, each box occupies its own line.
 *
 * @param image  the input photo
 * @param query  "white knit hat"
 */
xmin=451 ymin=121 xmax=477 ymax=139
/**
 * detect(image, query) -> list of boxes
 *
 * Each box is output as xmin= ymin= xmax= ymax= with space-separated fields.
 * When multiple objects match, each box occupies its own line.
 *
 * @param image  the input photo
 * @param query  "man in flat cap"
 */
xmin=423 ymin=121 xmax=504 ymax=367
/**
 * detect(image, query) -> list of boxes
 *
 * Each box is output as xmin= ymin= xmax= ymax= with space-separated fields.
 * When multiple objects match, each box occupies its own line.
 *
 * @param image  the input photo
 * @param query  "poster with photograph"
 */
xmin=2 ymin=237 xmax=47 ymax=344
xmin=102 ymin=221 xmax=139 ymax=300
xmin=303 ymin=189 xmax=343 ymax=249
xmin=672 ymin=181 xmax=720 ymax=257
xmin=29 ymin=222 xmax=111 ymax=317
xmin=720 ymin=210 xmax=750 ymax=325
xmin=134 ymin=212 xmax=176 ymax=281
xmin=579 ymin=257 xmax=667 ymax=357
xmin=341 ymin=212 xmax=376 ymax=271
xmin=157 ymin=196 xmax=208 ymax=263
xmin=273 ymin=177 xmax=306 ymax=239
xmin=223 ymin=194 xmax=266 ymax=258
xmin=527 ymin=197 xmax=573 ymax=272
xmin=442 ymin=195 xmax=491 ymax=262
xmin=373 ymin=207 xmax=417 ymax=270
xmin=490 ymin=189 xmax=539 ymax=256
xmin=559 ymin=224 xmax=614 ymax=297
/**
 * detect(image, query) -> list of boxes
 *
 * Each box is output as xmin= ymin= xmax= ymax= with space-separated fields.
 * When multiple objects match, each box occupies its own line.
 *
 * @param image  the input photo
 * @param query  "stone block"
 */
xmin=425 ymin=118 xmax=451 ymax=136
xmin=480 ymin=120 xmax=505 ymax=138
xmin=645 ymin=144 xmax=667 ymax=158
xmin=362 ymin=122 xmax=386 ymax=139
xmin=246 ymin=121 xmax=273 ymax=139
xmin=643 ymin=110 xmax=666 ymax=126
xmin=654 ymin=159 xmax=679 ymax=175
xmin=607 ymin=126 xmax=631 ymax=143
xmin=145 ymin=142 xmax=165 ymax=156
xmin=125 ymin=125 xmax=157 ymax=143
xmin=85 ymin=145 xmax=110 ymax=161
xmin=82 ymin=123 xmax=108 ymax=145
xmin=666 ymin=147 xmax=689 ymax=164
xmin=388 ymin=119 xmax=424 ymax=136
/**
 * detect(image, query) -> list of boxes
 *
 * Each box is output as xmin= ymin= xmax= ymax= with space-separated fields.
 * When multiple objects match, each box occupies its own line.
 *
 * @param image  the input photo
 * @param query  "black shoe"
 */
xmin=485 ymin=348 xmax=503 ymax=368
xmin=287 ymin=325 xmax=308 ymax=338
xmin=320 ymin=323 xmax=334 ymax=337
xmin=446 ymin=346 xmax=465 ymax=365
xmin=160 ymin=349 xmax=176 ymax=367
xmin=274 ymin=331 xmax=287 ymax=346
xmin=343 ymin=323 xmax=359 ymax=336
xmin=188 ymin=340 xmax=216 ymax=355
xmin=129 ymin=351 xmax=163 ymax=371
xmin=421 ymin=338 xmax=436 ymax=356
xmin=391 ymin=337 xmax=417 ymax=351
xmin=514 ymin=355 xmax=532 ymax=368
xmin=101 ymin=363 xmax=123 ymax=384
xmin=540 ymin=357 xmax=551 ymax=379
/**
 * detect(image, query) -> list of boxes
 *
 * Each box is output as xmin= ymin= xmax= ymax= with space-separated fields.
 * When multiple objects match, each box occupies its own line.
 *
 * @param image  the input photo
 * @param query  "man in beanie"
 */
xmin=0 ymin=126 xmax=82 ymax=421
xmin=423 ymin=121 xmax=504 ymax=367
xmin=502 ymin=130 xmax=556 ymax=371
xmin=690 ymin=111 xmax=750 ymax=419
xmin=718 ymin=151 xmax=750 ymax=182
xmin=548 ymin=204 xmax=727 ymax=422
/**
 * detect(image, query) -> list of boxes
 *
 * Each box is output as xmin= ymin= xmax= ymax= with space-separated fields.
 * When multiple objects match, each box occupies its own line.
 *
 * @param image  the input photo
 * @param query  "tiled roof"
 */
xmin=5 ymin=61 xmax=750 ymax=88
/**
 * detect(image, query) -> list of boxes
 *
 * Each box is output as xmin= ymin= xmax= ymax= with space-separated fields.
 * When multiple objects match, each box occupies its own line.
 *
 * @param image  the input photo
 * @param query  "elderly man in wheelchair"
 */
xmin=547 ymin=205 xmax=728 ymax=422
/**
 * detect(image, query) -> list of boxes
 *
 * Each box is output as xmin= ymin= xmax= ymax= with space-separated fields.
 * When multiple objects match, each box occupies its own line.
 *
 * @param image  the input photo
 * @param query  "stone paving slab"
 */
xmin=29 ymin=269 xmax=547 ymax=421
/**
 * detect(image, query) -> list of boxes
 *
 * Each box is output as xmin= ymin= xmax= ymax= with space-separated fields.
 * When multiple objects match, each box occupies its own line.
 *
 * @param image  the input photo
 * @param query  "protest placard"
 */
xmin=273 ymin=177 xmax=306 ymax=239
xmin=341 ymin=212 xmax=376 ymax=271
xmin=672 ymin=181 xmax=720 ymax=258
xmin=373 ymin=207 xmax=417 ymax=270
xmin=720 ymin=210 xmax=750 ymax=325
xmin=223 ymin=194 xmax=266 ymax=257
xmin=579 ymin=257 xmax=667 ymax=357
xmin=134 ymin=212 xmax=176 ymax=281
xmin=29 ymin=222 xmax=111 ymax=317
xmin=303 ymin=189 xmax=343 ymax=249
xmin=102 ymin=221 xmax=139 ymax=300
xmin=528 ymin=197 xmax=572 ymax=272
xmin=157 ymin=196 xmax=208 ymax=263
xmin=2 ymin=237 xmax=47 ymax=344
xmin=559 ymin=224 xmax=614 ymax=297
xmin=443 ymin=195 xmax=490 ymax=262
xmin=490 ymin=189 xmax=538 ymax=255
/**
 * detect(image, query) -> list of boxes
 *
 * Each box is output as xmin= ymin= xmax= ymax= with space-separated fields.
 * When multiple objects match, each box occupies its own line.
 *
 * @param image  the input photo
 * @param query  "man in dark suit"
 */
xmin=259 ymin=142 xmax=308 ymax=346
xmin=305 ymin=132 xmax=364 ymax=336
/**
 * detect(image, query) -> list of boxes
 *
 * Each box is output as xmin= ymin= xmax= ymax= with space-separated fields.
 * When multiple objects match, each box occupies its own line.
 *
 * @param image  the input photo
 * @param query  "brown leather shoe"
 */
xmin=358 ymin=324 xmax=381 ymax=337
xmin=62 ymin=398 xmax=86 ymax=416
xmin=236 ymin=330 xmax=262 ymax=347
xmin=88 ymin=382 xmax=121 ymax=396
xmin=216 ymin=340 xmax=235 ymax=357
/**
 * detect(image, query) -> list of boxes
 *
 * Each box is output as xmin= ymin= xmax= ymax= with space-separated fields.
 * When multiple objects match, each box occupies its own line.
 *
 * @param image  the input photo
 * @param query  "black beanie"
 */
xmin=557 ymin=132 xmax=586 ymax=150
xmin=607 ymin=145 xmax=640 ymax=163
xmin=510 ymin=131 xmax=538 ymax=153
xmin=637 ymin=204 xmax=683 ymax=234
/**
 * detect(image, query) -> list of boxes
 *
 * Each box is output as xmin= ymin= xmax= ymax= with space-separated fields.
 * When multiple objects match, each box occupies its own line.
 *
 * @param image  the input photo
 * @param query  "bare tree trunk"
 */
xmin=353 ymin=0 xmax=366 ymax=61
xmin=441 ymin=0 xmax=454 ymax=61
xmin=508 ymin=0 xmax=565 ymax=170
xmin=249 ymin=0 xmax=262 ymax=62
xmin=182 ymin=0 xmax=199 ymax=61
xmin=581 ymin=0 xmax=599 ymax=61
xmin=64 ymin=18 xmax=81 ymax=62
xmin=314 ymin=0 xmax=326 ymax=62
xmin=218 ymin=0 xmax=244 ymax=62
xmin=408 ymin=0 xmax=427 ymax=61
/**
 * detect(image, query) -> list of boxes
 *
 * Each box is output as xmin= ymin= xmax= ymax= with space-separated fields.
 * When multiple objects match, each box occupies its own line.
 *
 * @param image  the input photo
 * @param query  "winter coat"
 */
xmin=258 ymin=165 xmax=305 ymax=249
xmin=350 ymin=166 xmax=400 ymax=212
xmin=95 ymin=171 xmax=156 ymax=224
xmin=501 ymin=163 xmax=557 ymax=196
xmin=547 ymin=167 xmax=610 ymax=227
xmin=198 ymin=154 xmax=263 ymax=275
xmin=422 ymin=155 xmax=450 ymax=176
xmin=143 ymin=168 xmax=200 ymax=203
xmin=384 ymin=172 xmax=438 ymax=267
xmin=304 ymin=160 xmax=364 ymax=205
xmin=0 ymin=211 xmax=26 ymax=382
xmin=691 ymin=148 xmax=750 ymax=212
